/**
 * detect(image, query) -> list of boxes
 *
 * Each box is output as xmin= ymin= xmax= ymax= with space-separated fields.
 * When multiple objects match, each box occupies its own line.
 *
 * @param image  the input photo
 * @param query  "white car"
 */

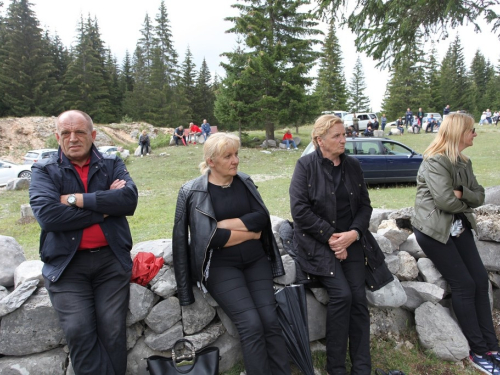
xmin=97 ymin=146 xmax=130 ymax=160
xmin=0 ymin=160 xmax=32 ymax=186
xmin=23 ymin=148 xmax=58 ymax=164
xmin=343 ymin=113 xmax=378 ymax=131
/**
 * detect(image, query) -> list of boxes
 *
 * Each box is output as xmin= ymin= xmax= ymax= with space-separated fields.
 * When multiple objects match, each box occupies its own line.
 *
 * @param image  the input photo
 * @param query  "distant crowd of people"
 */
xmin=173 ymin=119 xmax=212 ymax=146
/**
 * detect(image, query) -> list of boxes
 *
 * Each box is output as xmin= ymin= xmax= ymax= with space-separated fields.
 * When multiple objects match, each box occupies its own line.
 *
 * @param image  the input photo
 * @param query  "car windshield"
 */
xmin=382 ymin=141 xmax=413 ymax=156
xmin=344 ymin=114 xmax=353 ymax=121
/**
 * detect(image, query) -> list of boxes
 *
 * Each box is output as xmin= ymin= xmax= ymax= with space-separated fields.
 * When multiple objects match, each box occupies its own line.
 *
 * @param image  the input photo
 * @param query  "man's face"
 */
xmin=56 ymin=112 xmax=95 ymax=164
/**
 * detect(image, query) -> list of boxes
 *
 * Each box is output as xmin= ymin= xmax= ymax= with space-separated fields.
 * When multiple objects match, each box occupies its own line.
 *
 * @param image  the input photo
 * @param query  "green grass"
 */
xmin=0 ymin=125 xmax=498 ymax=374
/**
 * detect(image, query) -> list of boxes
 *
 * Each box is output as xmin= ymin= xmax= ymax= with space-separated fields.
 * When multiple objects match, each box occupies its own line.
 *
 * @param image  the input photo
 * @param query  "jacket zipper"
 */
xmin=425 ymin=206 xmax=437 ymax=219
xmin=195 ymin=207 xmax=217 ymax=289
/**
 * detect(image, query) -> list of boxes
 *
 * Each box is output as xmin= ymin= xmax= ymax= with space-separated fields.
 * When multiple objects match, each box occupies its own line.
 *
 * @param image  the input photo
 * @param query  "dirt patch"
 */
xmin=0 ymin=116 xmax=172 ymax=163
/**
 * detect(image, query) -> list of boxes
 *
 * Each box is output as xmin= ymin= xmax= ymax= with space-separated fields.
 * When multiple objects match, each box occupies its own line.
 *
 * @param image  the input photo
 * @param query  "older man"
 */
xmin=29 ymin=110 xmax=138 ymax=375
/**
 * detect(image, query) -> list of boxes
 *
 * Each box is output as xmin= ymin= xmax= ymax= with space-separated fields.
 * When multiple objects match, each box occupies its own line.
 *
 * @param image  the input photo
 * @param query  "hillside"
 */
xmin=0 ymin=117 xmax=170 ymax=163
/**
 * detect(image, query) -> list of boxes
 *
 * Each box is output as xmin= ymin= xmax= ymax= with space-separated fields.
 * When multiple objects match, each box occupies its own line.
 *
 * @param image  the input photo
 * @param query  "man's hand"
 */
xmin=110 ymin=179 xmax=126 ymax=190
xmin=453 ymin=190 xmax=463 ymax=199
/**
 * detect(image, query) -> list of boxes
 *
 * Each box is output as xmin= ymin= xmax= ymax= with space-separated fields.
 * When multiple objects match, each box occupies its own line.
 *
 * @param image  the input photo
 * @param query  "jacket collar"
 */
xmin=57 ymin=144 xmax=103 ymax=167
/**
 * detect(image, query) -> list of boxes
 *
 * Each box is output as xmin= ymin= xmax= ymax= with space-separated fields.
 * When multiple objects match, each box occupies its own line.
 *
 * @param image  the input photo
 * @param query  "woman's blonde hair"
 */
xmin=423 ymin=112 xmax=475 ymax=164
xmin=199 ymin=133 xmax=240 ymax=175
xmin=311 ymin=114 xmax=344 ymax=148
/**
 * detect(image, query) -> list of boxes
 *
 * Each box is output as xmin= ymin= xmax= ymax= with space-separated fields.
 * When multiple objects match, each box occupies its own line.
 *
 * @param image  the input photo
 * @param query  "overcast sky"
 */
xmin=25 ymin=0 xmax=500 ymax=113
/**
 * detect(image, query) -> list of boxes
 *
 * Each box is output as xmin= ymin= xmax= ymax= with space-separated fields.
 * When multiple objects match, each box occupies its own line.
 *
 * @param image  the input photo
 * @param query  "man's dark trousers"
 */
xmin=45 ymin=248 xmax=131 ymax=375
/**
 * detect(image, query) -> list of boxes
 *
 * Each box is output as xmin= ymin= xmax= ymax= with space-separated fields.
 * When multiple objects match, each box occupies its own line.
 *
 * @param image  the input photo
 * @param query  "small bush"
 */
xmin=121 ymin=114 xmax=133 ymax=123
xmin=45 ymin=134 xmax=58 ymax=149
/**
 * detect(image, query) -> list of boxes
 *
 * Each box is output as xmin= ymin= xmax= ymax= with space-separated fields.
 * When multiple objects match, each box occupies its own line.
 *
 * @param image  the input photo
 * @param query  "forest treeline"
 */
xmin=0 ymin=0 xmax=498 ymax=139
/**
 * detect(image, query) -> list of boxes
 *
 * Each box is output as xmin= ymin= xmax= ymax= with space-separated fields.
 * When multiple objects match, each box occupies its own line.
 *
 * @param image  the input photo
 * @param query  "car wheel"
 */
xmin=18 ymin=170 xmax=32 ymax=180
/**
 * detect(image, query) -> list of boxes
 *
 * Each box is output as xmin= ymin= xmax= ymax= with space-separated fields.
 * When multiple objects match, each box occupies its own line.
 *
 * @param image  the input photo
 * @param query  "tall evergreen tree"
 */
xmin=469 ymin=51 xmax=490 ymax=119
xmin=225 ymin=0 xmax=321 ymax=140
xmin=63 ymin=16 xmax=113 ymax=122
xmin=180 ymin=47 xmax=197 ymax=120
xmin=0 ymin=0 xmax=57 ymax=116
xmin=193 ymin=58 xmax=215 ymax=124
xmin=346 ymin=57 xmax=370 ymax=112
xmin=314 ymin=23 xmax=348 ymax=112
xmin=439 ymin=35 xmax=471 ymax=112
xmin=423 ymin=44 xmax=441 ymax=113
xmin=120 ymin=50 xmax=134 ymax=94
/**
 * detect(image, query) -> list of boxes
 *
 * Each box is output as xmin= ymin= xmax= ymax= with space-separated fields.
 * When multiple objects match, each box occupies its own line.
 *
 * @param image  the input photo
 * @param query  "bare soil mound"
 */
xmin=0 ymin=117 xmax=169 ymax=163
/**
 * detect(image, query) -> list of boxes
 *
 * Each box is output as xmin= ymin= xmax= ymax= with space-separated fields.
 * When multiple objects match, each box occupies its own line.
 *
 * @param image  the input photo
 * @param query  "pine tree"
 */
xmin=346 ymin=57 xmax=370 ymax=112
xmin=120 ymin=51 xmax=134 ymax=94
xmin=63 ymin=16 xmax=113 ymax=122
xmin=193 ymin=59 xmax=215 ymax=124
xmin=439 ymin=35 xmax=471 ymax=112
xmin=314 ymin=23 xmax=348 ymax=112
xmin=0 ymin=0 xmax=57 ymax=116
xmin=423 ymin=44 xmax=441 ymax=113
xmin=180 ymin=47 xmax=197 ymax=120
xmin=225 ymin=0 xmax=321 ymax=140
xmin=469 ymin=50 xmax=489 ymax=119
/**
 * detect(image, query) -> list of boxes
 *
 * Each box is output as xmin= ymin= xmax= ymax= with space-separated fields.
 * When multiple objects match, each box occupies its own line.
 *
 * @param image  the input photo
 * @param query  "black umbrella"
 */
xmin=275 ymin=284 xmax=315 ymax=375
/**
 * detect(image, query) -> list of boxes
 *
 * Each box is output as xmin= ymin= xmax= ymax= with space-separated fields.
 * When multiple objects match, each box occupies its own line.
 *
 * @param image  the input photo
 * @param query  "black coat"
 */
xmin=172 ymin=172 xmax=285 ymax=306
xmin=289 ymin=148 xmax=384 ymax=277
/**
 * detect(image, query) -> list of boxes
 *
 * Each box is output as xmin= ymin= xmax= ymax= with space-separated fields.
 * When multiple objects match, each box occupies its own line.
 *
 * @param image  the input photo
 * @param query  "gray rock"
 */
xmin=217 ymin=307 xmax=239 ymax=338
xmin=144 ymin=321 xmax=184 ymax=351
xmin=476 ymin=240 xmax=500 ymax=272
xmin=369 ymin=209 xmax=392 ymax=233
xmin=306 ymin=290 xmax=327 ymax=341
xmin=377 ymin=220 xmax=411 ymax=250
xmin=418 ymin=258 xmax=447 ymax=290
xmin=493 ymin=288 xmax=500 ymax=310
xmin=387 ymin=207 xmax=415 ymax=230
xmin=401 ymin=281 xmax=445 ymax=311
xmin=488 ymin=272 xmax=500 ymax=288
xmin=310 ymin=340 xmax=326 ymax=353
xmin=475 ymin=205 xmax=500 ymax=242
xmin=0 ymin=288 xmax=64 ymax=356
xmin=395 ymin=251 xmax=419 ymax=281
xmin=185 ymin=322 xmax=226 ymax=350
xmin=5 ymin=178 xmax=30 ymax=191
xmin=0 ymin=347 xmax=67 ymax=375
xmin=126 ymin=322 xmax=144 ymax=350
xmin=127 ymin=283 xmax=157 ymax=326
xmin=369 ymin=307 xmax=414 ymax=336
xmin=373 ymin=232 xmax=394 ymax=254
xmin=181 ymin=288 xmax=216 ymax=335
xmin=415 ymin=302 xmax=469 ymax=361
xmin=149 ymin=265 xmax=177 ymax=298
xmin=270 ymin=215 xmax=286 ymax=233
xmin=203 ymin=292 xmax=219 ymax=307
xmin=212 ymin=331 xmax=243 ymax=373
xmin=145 ymin=297 xmax=181 ymax=334
xmin=14 ymin=260 xmax=44 ymax=288
xmin=484 ymin=186 xmax=500 ymax=206
xmin=399 ymin=233 xmax=426 ymax=258
xmin=309 ymin=287 xmax=329 ymax=305
xmin=0 ymin=235 xmax=26 ymax=287
xmin=274 ymin=255 xmax=296 ymax=285
xmin=131 ymin=239 xmax=173 ymax=265
xmin=0 ymin=279 xmax=39 ymax=317
xmin=126 ymin=337 xmax=171 ymax=375
xmin=366 ymin=276 xmax=407 ymax=308
xmin=20 ymin=203 xmax=34 ymax=219
xmin=0 ymin=285 xmax=8 ymax=300
xmin=385 ymin=254 xmax=400 ymax=274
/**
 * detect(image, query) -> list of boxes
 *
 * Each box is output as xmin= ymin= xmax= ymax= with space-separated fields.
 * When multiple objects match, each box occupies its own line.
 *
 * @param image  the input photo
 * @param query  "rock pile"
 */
xmin=0 ymin=189 xmax=499 ymax=374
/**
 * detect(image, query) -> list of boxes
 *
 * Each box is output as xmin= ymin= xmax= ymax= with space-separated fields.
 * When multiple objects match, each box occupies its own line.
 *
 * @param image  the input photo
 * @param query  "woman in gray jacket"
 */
xmin=411 ymin=113 xmax=499 ymax=374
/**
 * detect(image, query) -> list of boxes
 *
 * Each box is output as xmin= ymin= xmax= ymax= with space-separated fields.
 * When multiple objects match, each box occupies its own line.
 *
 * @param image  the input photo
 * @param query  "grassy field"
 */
xmin=0 ymin=124 xmax=498 ymax=374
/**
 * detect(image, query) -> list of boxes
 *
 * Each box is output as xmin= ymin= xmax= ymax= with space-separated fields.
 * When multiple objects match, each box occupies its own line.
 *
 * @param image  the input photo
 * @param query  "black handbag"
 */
xmin=146 ymin=339 xmax=219 ymax=375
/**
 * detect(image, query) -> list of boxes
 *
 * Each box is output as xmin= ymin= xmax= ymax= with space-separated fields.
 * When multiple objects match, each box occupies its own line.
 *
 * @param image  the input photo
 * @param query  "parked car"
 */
xmin=301 ymin=137 xmax=423 ymax=184
xmin=97 ymin=146 xmax=130 ymax=160
xmin=343 ymin=113 xmax=378 ymax=131
xmin=23 ymin=149 xmax=58 ymax=164
xmin=0 ymin=160 xmax=32 ymax=186
xmin=321 ymin=110 xmax=349 ymax=119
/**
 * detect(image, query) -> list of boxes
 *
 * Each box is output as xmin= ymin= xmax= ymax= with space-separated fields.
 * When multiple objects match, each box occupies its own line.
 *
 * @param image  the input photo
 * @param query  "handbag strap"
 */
xmin=171 ymin=339 xmax=197 ymax=374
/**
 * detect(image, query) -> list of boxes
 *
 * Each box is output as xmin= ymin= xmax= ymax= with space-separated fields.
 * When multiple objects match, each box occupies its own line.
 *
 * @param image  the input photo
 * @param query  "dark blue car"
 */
xmin=301 ymin=137 xmax=423 ymax=184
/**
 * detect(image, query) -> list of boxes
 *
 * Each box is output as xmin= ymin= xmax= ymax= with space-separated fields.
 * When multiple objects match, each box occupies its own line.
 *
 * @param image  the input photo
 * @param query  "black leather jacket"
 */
xmin=173 ymin=172 xmax=285 ymax=306
xmin=290 ymin=148 xmax=384 ymax=277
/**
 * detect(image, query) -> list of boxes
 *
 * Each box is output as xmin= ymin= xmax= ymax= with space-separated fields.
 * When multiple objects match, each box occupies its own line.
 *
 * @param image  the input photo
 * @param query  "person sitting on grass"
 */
xmin=363 ymin=125 xmax=374 ymax=137
xmin=282 ymin=129 xmax=298 ymax=150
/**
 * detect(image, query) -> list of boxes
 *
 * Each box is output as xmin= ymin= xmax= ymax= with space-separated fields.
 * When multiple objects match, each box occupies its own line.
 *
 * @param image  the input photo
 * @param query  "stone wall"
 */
xmin=1 ymin=189 xmax=499 ymax=374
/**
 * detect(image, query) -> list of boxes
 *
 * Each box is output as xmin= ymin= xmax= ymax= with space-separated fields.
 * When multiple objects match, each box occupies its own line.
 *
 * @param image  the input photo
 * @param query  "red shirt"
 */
xmin=72 ymin=159 xmax=108 ymax=250
xmin=283 ymin=132 xmax=293 ymax=141
xmin=190 ymin=125 xmax=201 ymax=133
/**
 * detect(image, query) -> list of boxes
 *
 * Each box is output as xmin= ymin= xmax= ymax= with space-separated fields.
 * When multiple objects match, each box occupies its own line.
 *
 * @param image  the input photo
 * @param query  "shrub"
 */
xmin=121 ymin=114 xmax=133 ymax=123
xmin=45 ymin=134 xmax=58 ymax=149
xmin=151 ymin=133 xmax=171 ymax=149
